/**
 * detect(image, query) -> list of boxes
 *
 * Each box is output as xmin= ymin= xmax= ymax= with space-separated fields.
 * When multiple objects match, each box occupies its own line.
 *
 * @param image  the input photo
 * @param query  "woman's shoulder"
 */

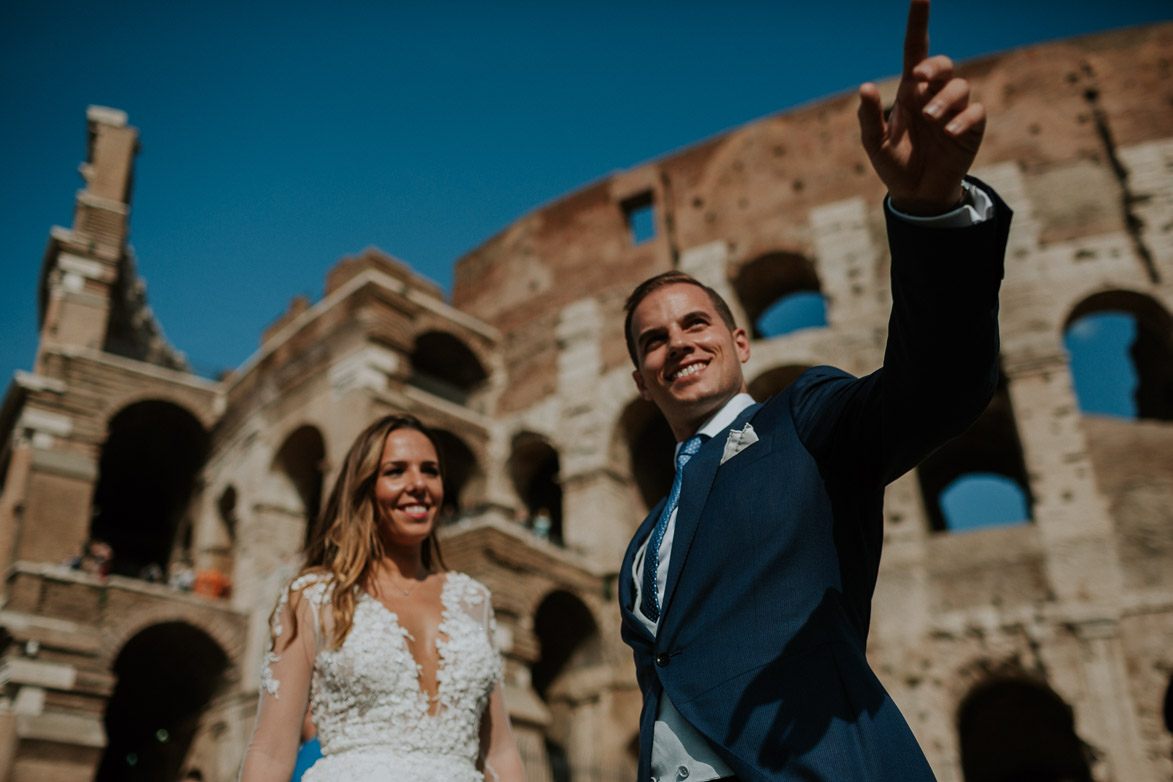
xmin=444 ymin=571 xmax=492 ymax=605
xmin=285 ymin=569 xmax=334 ymax=606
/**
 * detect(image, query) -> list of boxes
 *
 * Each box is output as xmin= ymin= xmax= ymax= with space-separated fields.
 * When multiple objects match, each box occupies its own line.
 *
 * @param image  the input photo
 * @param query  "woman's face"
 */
xmin=373 ymin=428 xmax=444 ymax=548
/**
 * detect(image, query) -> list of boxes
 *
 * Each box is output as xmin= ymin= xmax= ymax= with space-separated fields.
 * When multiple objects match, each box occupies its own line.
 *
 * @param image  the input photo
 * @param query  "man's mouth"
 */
xmin=671 ymin=362 xmax=706 ymax=381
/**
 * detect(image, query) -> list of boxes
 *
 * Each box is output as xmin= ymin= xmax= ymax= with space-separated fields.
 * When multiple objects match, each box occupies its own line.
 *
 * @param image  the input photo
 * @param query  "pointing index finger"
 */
xmin=903 ymin=0 xmax=931 ymax=77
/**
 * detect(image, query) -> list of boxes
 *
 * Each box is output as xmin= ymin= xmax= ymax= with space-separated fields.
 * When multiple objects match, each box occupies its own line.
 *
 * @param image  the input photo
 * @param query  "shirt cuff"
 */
xmin=888 ymin=180 xmax=995 ymax=228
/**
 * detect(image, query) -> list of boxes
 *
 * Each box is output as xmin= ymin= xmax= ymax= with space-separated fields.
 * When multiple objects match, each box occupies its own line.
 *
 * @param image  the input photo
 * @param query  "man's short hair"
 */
xmin=623 ymin=271 xmax=738 ymax=367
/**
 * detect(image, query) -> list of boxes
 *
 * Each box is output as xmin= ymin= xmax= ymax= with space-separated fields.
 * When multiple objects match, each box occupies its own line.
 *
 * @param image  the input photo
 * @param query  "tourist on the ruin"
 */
xmin=66 ymin=538 xmax=113 ymax=578
xmin=239 ymin=414 xmax=524 ymax=782
xmin=618 ymin=2 xmax=1011 ymax=780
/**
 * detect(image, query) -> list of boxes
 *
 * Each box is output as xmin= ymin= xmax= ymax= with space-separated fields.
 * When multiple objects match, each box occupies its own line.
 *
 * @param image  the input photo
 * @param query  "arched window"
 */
xmin=508 ymin=434 xmax=563 ymax=545
xmin=410 ymin=331 xmax=488 ymax=405
xmin=430 ymin=429 xmax=478 ymax=521
xmin=91 ymin=401 xmax=208 ymax=578
xmin=208 ymin=485 xmax=238 ymax=575
xmin=757 ymin=291 xmax=828 ymax=338
xmin=97 ymin=623 xmax=229 ymax=782
xmin=616 ymin=399 xmax=676 ymax=514
xmin=273 ymin=426 xmax=326 ymax=546
xmin=958 ymin=679 xmax=1093 ymax=782
xmin=748 ymin=365 xmax=811 ymax=402
xmin=918 ymin=373 xmax=1033 ymax=533
xmin=1064 ymin=292 xmax=1173 ymax=421
xmin=939 ymin=473 xmax=1030 ymax=532
xmin=732 ymin=252 xmax=827 ymax=339
xmin=532 ymin=591 xmax=602 ymax=700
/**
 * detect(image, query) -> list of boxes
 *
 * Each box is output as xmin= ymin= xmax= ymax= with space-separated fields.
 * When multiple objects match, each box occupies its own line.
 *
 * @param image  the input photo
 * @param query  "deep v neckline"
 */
xmin=363 ymin=574 xmax=452 ymax=717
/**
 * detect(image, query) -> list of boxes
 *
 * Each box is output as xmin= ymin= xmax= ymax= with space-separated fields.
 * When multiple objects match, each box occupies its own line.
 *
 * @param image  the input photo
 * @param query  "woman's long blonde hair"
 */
xmin=279 ymin=414 xmax=448 ymax=651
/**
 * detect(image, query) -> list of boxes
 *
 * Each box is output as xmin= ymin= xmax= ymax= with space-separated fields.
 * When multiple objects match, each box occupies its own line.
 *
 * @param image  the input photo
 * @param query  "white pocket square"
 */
xmin=720 ymin=423 xmax=759 ymax=465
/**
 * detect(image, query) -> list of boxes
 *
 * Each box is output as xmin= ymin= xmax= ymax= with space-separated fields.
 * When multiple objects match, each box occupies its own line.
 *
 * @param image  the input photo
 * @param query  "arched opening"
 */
xmin=732 ymin=252 xmax=826 ymax=339
xmin=508 ymin=433 xmax=563 ymax=545
xmin=1064 ymin=291 xmax=1173 ymax=421
xmin=431 ymin=429 xmax=478 ymax=521
xmin=97 ymin=622 xmax=229 ymax=782
xmin=205 ymin=485 xmax=238 ymax=576
xmin=748 ymin=364 xmax=811 ymax=402
xmin=757 ymin=291 xmax=828 ymax=338
xmin=918 ymin=374 xmax=1033 ymax=533
xmin=616 ymin=399 xmax=676 ymax=514
xmin=273 ymin=426 xmax=326 ymax=547
xmin=410 ymin=331 xmax=488 ymax=405
xmin=958 ymin=679 xmax=1093 ymax=782
xmin=532 ymin=591 xmax=603 ymax=700
xmin=940 ymin=474 xmax=1031 ymax=532
xmin=91 ymin=401 xmax=208 ymax=578
xmin=533 ymin=591 xmax=604 ymax=782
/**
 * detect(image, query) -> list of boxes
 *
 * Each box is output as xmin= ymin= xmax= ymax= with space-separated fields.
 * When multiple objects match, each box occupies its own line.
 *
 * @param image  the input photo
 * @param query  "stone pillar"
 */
xmin=1004 ymin=353 xmax=1123 ymax=605
xmin=13 ymin=404 xmax=98 ymax=567
xmin=555 ymin=299 xmax=634 ymax=568
xmin=809 ymin=196 xmax=887 ymax=329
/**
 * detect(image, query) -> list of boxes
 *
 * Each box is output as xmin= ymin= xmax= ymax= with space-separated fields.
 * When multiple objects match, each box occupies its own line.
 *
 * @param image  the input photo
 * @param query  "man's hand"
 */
xmin=858 ymin=0 xmax=985 ymax=216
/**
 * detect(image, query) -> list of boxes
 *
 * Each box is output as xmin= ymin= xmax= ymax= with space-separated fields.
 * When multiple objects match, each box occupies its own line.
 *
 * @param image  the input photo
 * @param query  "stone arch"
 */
xmin=1063 ymin=289 xmax=1173 ymax=420
xmin=99 ymin=387 xmax=219 ymax=433
xmin=613 ymin=397 xmax=675 ymax=514
xmin=918 ymin=371 xmax=1033 ymax=532
xmin=91 ymin=400 xmax=209 ymax=578
xmin=271 ymin=424 xmax=327 ymax=546
xmin=731 ymin=252 xmax=827 ymax=339
xmin=957 ymin=677 xmax=1094 ymax=782
xmin=430 ymin=428 xmax=480 ymax=519
xmin=409 ymin=329 xmax=490 ymax=404
xmin=96 ymin=621 xmax=231 ymax=782
xmin=508 ymin=431 xmax=563 ymax=545
xmin=748 ymin=364 xmax=812 ymax=401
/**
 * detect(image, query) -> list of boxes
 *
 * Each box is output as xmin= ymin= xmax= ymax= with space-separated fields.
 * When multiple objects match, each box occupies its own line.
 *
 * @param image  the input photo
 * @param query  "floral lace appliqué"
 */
xmin=266 ymin=572 xmax=501 ymax=782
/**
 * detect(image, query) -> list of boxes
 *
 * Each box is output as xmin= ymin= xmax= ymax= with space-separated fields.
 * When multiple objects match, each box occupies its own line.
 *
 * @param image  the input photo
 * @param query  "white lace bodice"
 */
xmin=252 ymin=571 xmax=503 ymax=781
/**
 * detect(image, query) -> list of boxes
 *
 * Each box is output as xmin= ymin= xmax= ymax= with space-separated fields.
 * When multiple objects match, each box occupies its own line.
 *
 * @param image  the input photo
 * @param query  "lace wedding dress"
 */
xmin=251 ymin=572 xmax=503 ymax=782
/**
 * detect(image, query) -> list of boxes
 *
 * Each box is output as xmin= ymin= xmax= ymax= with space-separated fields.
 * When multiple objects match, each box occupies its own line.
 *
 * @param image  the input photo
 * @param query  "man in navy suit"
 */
xmin=618 ymin=2 xmax=1013 ymax=780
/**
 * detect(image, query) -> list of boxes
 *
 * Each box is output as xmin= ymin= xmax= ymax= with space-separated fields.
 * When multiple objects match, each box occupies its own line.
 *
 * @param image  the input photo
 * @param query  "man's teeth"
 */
xmin=673 ymin=364 xmax=704 ymax=380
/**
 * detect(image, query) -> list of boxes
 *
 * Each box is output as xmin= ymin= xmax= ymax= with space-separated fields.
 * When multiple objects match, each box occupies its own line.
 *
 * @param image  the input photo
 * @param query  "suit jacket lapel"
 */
xmin=660 ymin=403 xmax=762 ymax=621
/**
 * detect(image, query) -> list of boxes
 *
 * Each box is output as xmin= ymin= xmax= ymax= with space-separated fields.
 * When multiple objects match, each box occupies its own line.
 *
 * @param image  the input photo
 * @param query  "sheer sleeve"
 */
xmin=239 ymin=578 xmax=323 ymax=782
xmin=474 ymin=586 xmax=526 ymax=782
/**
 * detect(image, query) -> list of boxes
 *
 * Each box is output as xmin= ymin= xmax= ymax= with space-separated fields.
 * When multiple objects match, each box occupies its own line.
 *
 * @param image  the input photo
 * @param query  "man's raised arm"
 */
xmin=858 ymin=0 xmax=986 ymax=216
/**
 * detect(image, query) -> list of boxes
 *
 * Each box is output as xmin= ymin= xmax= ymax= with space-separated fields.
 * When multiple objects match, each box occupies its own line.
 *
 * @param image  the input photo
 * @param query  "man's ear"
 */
xmin=733 ymin=327 xmax=750 ymax=363
xmin=632 ymin=369 xmax=652 ymax=401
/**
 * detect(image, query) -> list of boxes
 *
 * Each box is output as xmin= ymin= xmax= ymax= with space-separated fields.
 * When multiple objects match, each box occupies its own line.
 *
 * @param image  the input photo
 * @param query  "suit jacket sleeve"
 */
xmin=790 ymin=177 xmax=1013 ymax=488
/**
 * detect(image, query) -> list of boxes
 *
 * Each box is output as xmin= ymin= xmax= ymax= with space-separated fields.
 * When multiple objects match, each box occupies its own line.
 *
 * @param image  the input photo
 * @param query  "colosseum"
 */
xmin=1 ymin=20 xmax=1171 ymax=782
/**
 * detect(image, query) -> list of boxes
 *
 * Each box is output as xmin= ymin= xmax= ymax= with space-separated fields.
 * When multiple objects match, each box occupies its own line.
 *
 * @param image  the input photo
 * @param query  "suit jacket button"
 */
xmin=655 ymin=653 xmax=670 ymax=667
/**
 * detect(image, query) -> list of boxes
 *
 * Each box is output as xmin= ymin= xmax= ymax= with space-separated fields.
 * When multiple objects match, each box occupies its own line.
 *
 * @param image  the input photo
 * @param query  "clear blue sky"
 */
xmin=3 ymin=0 xmax=1169 ymax=387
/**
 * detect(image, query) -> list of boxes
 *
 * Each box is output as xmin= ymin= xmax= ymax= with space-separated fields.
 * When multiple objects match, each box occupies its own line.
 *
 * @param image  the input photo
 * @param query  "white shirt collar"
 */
xmin=673 ymin=392 xmax=756 ymax=458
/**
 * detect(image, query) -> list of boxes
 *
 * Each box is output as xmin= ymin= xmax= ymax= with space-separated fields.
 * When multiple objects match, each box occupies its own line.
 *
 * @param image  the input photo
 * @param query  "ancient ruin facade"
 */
xmin=1 ymin=21 xmax=1171 ymax=782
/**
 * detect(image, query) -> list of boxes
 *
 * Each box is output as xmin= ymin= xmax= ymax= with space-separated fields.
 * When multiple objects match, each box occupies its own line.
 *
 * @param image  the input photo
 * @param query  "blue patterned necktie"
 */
xmin=641 ymin=434 xmax=706 ymax=622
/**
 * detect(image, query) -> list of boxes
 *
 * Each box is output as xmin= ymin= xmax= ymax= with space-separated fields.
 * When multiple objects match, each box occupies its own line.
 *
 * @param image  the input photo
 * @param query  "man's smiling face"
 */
xmin=629 ymin=282 xmax=750 ymax=440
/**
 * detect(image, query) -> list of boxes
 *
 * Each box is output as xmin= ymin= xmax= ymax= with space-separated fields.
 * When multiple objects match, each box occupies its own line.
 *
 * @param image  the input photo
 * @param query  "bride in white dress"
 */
xmin=240 ymin=415 xmax=526 ymax=782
